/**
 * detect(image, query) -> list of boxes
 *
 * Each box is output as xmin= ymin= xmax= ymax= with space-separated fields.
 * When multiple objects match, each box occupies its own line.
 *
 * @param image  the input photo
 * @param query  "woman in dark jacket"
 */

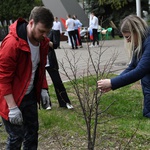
xmin=97 ymin=15 xmax=150 ymax=118
xmin=46 ymin=30 xmax=73 ymax=109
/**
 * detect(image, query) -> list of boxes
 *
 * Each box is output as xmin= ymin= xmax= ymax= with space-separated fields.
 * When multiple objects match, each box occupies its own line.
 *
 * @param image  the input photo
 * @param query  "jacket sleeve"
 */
xmin=39 ymin=39 xmax=49 ymax=91
xmin=42 ymin=73 xmax=48 ymax=89
xmin=0 ymin=38 xmax=19 ymax=96
xmin=120 ymin=56 xmax=136 ymax=76
xmin=111 ymin=40 xmax=150 ymax=90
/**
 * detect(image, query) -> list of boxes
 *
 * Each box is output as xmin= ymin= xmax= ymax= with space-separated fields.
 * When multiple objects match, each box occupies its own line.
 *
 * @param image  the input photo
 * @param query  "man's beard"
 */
xmin=31 ymin=29 xmax=44 ymax=43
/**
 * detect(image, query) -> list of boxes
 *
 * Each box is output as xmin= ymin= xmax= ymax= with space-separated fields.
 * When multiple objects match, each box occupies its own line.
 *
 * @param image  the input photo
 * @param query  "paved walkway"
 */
xmin=46 ymin=39 xmax=129 ymax=85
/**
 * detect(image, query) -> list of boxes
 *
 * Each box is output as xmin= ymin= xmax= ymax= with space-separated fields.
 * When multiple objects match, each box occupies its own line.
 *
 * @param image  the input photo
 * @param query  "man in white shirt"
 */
xmin=66 ymin=14 xmax=78 ymax=49
xmin=89 ymin=12 xmax=99 ymax=47
xmin=52 ymin=17 xmax=62 ymax=49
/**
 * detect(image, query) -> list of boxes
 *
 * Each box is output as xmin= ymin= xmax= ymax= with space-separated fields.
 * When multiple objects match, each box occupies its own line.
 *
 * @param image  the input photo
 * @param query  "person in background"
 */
xmin=0 ymin=6 xmax=53 ymax=149
xmin=66 ymin=14 xmax=78 ymax=49
xmin=52 ymin=17 xmax=62 ymax=49
xmin=97 ymin=15 xmax=150 ymax=118
xmin=46 ymin=30 xmax=74 ymax=109
xmin=72 ymin=15 xmax=83 ymax=48
xmin=109 ymin=20 xmax=118 ymax=38
xmin=89 ymin=11 xmax=99 ymax=47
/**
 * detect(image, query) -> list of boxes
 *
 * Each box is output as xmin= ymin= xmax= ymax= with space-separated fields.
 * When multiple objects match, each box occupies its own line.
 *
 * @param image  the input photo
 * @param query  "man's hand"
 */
xmin=49 ymin=41 xmax=53 ymax=48
xmin=9 ymin=106 xmax=23 ymax=125
xmin=41 ymin=89 xmax=51 ymax=109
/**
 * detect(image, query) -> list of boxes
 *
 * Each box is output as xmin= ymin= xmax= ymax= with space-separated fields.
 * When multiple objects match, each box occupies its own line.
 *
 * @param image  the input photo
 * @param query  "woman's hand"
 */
xmin=97 ymin=79 xmax=112 ymax=93
xmin=100 ymin=88 xmax=112 ymax=93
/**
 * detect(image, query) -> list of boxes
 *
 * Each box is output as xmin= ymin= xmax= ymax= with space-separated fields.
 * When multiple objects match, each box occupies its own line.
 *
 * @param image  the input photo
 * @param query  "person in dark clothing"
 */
xmin=97 ymin=15 xmax=150 ymax=118
xmin=46 ymin=30 xmax=74 ymax=109
xmin=109 ymin=20 xmax=118 ymax=38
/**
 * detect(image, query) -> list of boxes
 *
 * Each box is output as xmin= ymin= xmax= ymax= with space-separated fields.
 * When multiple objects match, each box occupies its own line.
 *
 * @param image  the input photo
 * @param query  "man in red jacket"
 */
xmin=0 ymin=6 xmax=54 ymax=149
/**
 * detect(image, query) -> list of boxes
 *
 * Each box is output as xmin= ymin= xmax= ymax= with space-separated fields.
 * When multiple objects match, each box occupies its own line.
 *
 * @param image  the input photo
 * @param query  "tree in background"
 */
xmin=83 ymin=0 xmax=149 ymax=29
xmin=0 ymin=0 xmax=43 ymax=40
xmin=1 ymin=0 xmax=149 ymax=27
xmin=0 ymin=0 xmax=43 ymax=24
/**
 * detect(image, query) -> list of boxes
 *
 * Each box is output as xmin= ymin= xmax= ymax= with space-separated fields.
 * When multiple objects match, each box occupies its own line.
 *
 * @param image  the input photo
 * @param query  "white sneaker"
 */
xmin=89 ymin=44 xmax=94 ymax=48
xmin=66 ymin=103 xmax=74 ymax=109
xmin=46 ymin=105 xmax=52 ymax=110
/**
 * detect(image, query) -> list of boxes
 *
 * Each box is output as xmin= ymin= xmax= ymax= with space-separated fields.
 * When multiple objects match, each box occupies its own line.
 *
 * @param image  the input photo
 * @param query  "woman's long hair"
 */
xmin=120 ymin=15 xmax=148 ymax=60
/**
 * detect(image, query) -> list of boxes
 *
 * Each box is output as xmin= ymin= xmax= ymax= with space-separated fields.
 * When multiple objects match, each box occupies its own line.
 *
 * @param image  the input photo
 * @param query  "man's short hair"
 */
xmin=29 ymin=6 xmax=54 ymax=29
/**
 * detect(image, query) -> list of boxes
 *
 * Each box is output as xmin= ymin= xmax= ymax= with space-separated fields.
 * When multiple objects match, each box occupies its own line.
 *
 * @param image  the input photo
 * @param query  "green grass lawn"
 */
xmin=1 ymin=77 xmax=150 ymax=149
xmin=38 ymin=77 xmax=150 ymax=149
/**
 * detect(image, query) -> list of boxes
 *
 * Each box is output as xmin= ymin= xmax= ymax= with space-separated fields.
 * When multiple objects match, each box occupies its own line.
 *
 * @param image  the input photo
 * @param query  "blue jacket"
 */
xmin=111 ymin=35 xmax=150 ymax=90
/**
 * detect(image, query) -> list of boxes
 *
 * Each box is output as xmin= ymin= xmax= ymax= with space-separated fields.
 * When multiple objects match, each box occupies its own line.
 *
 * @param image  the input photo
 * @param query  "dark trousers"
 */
xmin=46 ymin=67 xmax=71 ymax=107
xmin=74 ymin=29 xmax=82 ymax=46
xmin=92 ymin=29 xmax=99 ymax=46
xmin=141 ymin=81 xmax=150 ymax=118
xmin=53 ymin=30 xmax=60 ymax=47
xmin=111 ymin=28 xmax=115 ymax=38
xmin=2 ymin=89 xmax=38 ymax=150
xmin=68 ymin=30 xmax=77 ymax=49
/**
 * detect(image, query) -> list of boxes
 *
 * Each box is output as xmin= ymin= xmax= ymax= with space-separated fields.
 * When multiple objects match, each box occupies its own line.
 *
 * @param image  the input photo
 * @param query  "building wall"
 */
xmin=42 ymin=0 xmax=89 ymax=30
xmin=60 ymin=0 xmax=89 ymax=27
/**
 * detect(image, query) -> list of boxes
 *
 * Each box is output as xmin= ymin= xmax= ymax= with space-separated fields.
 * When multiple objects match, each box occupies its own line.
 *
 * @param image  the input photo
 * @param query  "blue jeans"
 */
xmin=2 ymin=89 xmax=39 ymax=150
